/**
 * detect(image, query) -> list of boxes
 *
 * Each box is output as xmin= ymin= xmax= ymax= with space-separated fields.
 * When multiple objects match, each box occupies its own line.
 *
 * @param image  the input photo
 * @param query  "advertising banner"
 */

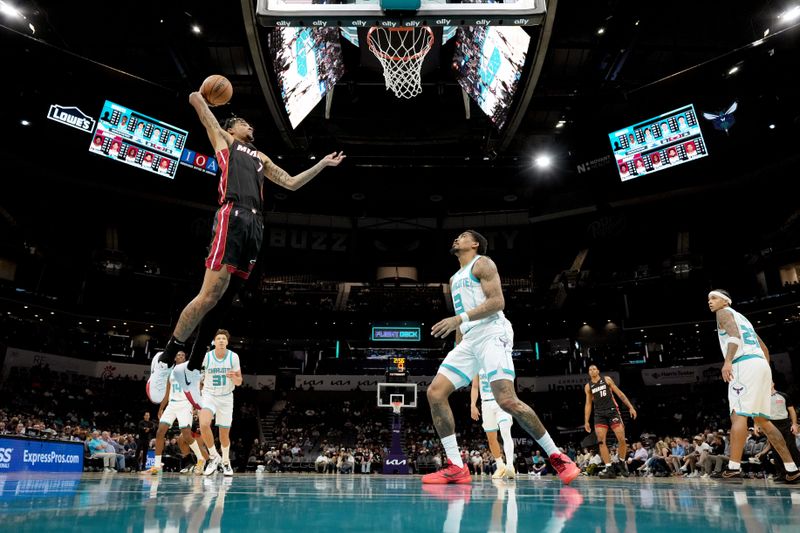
xmin=0 ymin=437 xmax=83 ymax=473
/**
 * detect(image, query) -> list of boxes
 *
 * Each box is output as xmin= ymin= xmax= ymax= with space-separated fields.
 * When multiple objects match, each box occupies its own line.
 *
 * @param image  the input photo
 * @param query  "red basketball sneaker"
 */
xmin=549 ymin=452 xmax=580 ymax=485
xmin=421 ymin=460 xmax=472 ymax=484
xmin=422 ymin=483 xmax=472 ymax=503
xmin=554 ymin=486 xmax=584 ymax=521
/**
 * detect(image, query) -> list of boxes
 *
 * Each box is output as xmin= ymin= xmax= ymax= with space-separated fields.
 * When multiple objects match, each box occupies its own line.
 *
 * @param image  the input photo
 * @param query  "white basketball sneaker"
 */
xmin=172 ymin=362 xmax=203 ymax=410
xmin=204 ymin=455 xmax=222 ymax=476
xmin=492 ymin=464 xmax=507 ymax=479
xmin=222 ymin=462 xmax=234 ymax=477
xmin=146 ymin=352 xmax=172 ymax=404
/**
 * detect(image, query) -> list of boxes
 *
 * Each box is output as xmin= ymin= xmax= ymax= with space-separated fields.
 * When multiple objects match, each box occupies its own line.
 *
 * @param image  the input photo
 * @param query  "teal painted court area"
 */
xmin=1 ymin=473 xmax=798 ymax=532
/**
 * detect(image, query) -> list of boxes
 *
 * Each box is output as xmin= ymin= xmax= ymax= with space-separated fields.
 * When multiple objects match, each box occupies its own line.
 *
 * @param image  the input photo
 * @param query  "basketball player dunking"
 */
xmin=423 ymin=230 xmax=579 ymax=485
xmin=708 ymin=289 xmax=800 ymax=483
xmin=146 ymin=88 xmax=345 ymax=407
xmin=583 ymin=365 xmax=636 ymax=478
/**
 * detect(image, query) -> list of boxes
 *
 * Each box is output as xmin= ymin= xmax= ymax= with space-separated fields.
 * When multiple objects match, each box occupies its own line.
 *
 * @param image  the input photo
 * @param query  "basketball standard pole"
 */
xmin=383 ymin=408 xmax=410 ymax=475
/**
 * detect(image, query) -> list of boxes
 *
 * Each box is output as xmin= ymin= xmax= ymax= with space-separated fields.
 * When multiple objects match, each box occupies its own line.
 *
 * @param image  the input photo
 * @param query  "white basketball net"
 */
xmin=367 ymin=26 xmax=434 ymax=99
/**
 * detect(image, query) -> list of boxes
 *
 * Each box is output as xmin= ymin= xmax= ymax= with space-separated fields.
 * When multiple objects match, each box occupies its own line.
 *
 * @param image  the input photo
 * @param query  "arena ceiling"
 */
xmin=2 ymin=0 xmax=799 ymax=218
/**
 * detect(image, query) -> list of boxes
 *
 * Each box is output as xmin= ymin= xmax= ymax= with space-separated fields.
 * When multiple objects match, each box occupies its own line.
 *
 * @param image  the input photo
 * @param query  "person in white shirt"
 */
xmin=200 ymin=329 xmax=242 ymax=477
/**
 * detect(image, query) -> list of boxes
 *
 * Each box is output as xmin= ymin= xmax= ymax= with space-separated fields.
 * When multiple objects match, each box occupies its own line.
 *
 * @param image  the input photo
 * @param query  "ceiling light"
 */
xmin=779 ymin=6 xmax=800 ymax=23
xmin=191 ymin=24 xmax=202 ymax=34
xmin=769 ymin=124 xmax=776 ymax=129
xmin=764 ymin=28 xmax=770 ymax=36
xmin=27 ymin=22 xmax=34 ymax=33
xmin=20 ymin=119 xmax=30 ymax=126
xmin=728 ymin=66 xmax=739 ymax=75
xmin=555 ymin=120 xmax=566 ymax=129
xmin=534 ymin=154 xmax=552 ymax=168
xmin=0 ymin=1 xmax=22 ymax=18
xmin=597 ymin=27 xmax=605 ymax=35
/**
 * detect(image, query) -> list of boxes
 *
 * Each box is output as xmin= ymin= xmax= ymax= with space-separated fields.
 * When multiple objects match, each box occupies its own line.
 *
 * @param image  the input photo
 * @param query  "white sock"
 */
xmin=605 ymin=463 xmax=612 ymax=468
xmin=728 ymin=460 xmax=740 ymax=470
xmin=506 ymin=488 xmax=518 ymax=533
xmin=443 ymin=499 xmax=466 ymax=533
xmin=542 ymin=516 xmax=567 ymax=533
xmin=222 ymin=446 xmax=230 ymax=464
xmin=188 ymin=440 xmax=203 ymax=460
xmin=208 ymin=445 xmax=219 ymax=459
xmin=495 ymin=457 xmax=505 ymax=468
xmin=441 ymin=434 xmax=464 ymax=468
xmin=785 ymin=463 xmax=798 ymax=473
xmin=500 ymin=424 xmax=515 ymax=468
xmin=536 ymin=432 xmax=559 ymax=456
xmin=154 ymin=455 xmax=162 ymax=468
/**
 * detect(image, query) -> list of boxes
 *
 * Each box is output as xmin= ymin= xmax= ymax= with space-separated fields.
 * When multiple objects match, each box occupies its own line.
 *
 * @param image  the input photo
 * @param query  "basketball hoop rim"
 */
xmin=390 ymin=400 xmax=403 ymax=414
xmin=367 ymin=26 xmax=434 ymax=62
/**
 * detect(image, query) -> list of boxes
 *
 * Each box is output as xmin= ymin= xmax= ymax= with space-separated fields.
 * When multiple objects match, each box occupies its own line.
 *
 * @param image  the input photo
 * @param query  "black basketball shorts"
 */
xmin=205 ymin=202 xmax=263 ymax=280
xmin=594 ymin=409 xmax=623 ymax=430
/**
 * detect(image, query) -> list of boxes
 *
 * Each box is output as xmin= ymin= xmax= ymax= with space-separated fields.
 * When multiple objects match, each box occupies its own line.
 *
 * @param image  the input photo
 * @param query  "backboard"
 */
xmin=257 ymin=0 xmax=546 ymax=28
xmin=377 ymin=382 xmax=417 ymax=411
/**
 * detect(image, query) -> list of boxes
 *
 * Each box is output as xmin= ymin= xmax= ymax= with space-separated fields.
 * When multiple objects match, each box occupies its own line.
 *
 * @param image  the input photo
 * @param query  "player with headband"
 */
xmin=708 ymin=289 xmax=799 ymax=482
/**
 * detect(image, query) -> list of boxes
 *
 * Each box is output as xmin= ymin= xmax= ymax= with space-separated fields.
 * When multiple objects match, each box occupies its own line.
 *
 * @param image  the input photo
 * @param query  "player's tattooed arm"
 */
xmin=189 ymin=92 xmax=233 ymax=151
xmin=261 ymin=151 xmax=346 ymax=191
xmin=432 ymin=258 xmax=505 ymax=338
xmin=468 ymin=257 xmax=506 ymax=320
xmin=716 ymin=309 xmax=740 ymax=382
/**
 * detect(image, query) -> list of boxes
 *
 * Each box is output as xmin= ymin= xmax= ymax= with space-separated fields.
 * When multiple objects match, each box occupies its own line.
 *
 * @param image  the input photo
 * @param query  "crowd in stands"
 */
xmin=345 ymin=284 xmax=446 ymax=314
xmin=252 ymin=277 xmax=338 ymax=311
xmin=0 ymin=364 xmax=259 ymax=473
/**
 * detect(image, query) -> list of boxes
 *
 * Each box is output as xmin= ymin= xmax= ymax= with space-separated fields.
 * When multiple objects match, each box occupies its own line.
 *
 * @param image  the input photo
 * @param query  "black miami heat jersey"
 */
xmin=589 ymin=377 xmax=618 ymax=414
xmin=215 ymin=140 xmax=265 ymax=211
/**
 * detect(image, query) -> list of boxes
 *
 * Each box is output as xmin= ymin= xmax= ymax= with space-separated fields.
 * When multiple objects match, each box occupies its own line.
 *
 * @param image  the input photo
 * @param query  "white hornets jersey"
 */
xmin=202 ymin=350 xmax=240 ymax=396
xmin=451 ymin=255 xmax=505 ymax=335
xmin=168 ymin=371 xmax=188 ymax=403
xmin=478 ymin=369 xmax=495 ymax=402
xmin=717 ymin=307 xmax=764 ymax=361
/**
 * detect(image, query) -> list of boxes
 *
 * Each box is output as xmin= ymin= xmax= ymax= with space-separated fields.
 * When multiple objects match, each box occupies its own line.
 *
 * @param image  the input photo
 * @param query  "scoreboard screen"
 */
xmin=89 ymin=100 xmax=188 ymax=179
xmin=371 ymin=326 xmax=421 ymax=342
xmin=609 ymin=104 xmax=708 ymax=182
xmin=387 ymin=357 xmax=407 ymax=375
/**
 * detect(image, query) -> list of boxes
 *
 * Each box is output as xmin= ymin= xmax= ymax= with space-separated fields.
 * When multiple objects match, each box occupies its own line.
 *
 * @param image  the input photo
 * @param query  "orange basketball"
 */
xmin=200 ymin=75 xmax=233 ymax=106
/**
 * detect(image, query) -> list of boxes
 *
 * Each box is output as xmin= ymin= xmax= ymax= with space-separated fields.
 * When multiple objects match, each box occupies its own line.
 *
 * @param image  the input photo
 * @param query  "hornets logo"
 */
xmin=731 ymin=384 xmax=746 ymax=396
